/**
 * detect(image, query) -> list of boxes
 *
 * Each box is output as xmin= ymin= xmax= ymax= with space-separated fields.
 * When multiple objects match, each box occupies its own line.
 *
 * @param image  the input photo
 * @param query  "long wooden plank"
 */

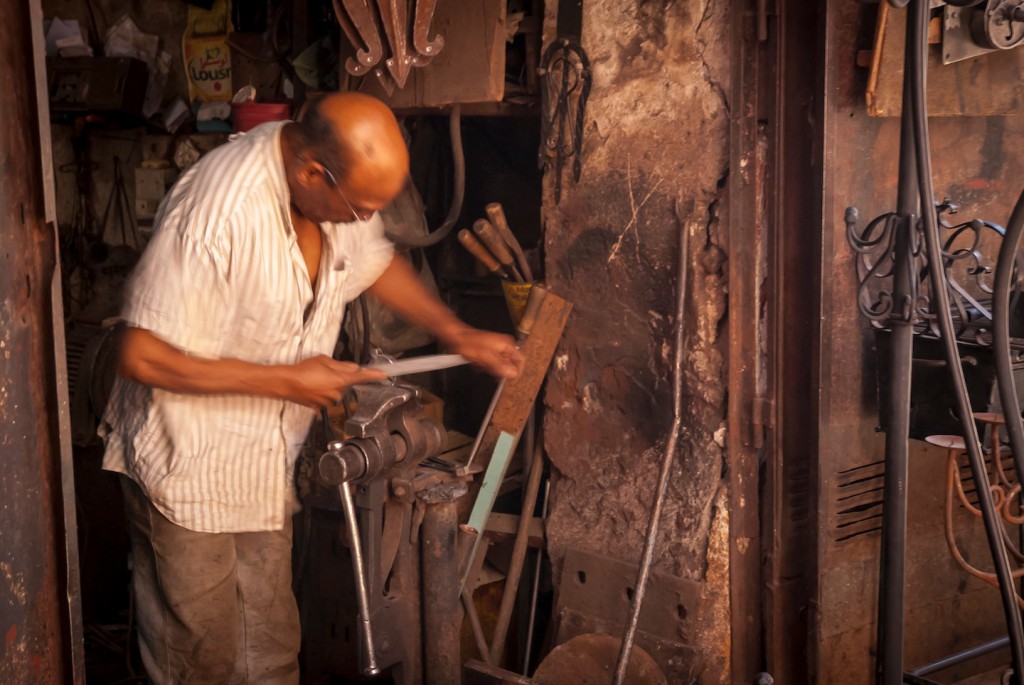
xmin=477 ymin=292 xmax=573 ymax=468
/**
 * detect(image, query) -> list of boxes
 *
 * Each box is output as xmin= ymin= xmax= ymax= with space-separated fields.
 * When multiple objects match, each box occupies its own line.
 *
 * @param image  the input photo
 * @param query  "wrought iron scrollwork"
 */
xmin=845 ymin=203 xmax=1019 ymax=345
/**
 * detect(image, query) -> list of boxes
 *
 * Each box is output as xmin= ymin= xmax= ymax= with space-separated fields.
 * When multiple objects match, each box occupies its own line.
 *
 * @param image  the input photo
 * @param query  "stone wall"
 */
xmin=541 ymin=1 xmax=733 ymax=680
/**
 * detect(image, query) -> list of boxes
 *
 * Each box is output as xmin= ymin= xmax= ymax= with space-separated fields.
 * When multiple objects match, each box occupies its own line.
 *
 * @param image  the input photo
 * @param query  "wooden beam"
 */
xmin=483 ymin=512 xmax=545 ymax=548
xmin=463 ymin=659 xmax=533 ymax=685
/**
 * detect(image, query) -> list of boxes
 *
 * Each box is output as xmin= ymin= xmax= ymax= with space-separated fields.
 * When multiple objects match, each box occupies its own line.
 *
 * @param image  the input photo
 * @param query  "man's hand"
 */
xmin=283 ymin=356 xmax=387 ymax=408
xmin=367 ymin=256 xmax=526 ymax=379
xmin=445 ymin=327 xmax=525 ymax=379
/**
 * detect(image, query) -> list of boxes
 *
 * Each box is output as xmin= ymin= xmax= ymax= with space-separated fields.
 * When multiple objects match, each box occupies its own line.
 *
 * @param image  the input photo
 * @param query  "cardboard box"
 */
xmin=135 ymin=167 xmax=177 ymax=200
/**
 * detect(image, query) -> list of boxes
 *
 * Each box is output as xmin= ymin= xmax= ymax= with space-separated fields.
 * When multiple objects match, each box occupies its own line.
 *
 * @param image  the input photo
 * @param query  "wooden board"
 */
xmin=866 ymin=3 xmax=1024 ymax=117
xmin=463 ymin=659 xmax=533 ymax=685
xmin=476 ymin=291 xmax=572 ymax=471
xmin=357 ymin=0 xmax=506 ymax=108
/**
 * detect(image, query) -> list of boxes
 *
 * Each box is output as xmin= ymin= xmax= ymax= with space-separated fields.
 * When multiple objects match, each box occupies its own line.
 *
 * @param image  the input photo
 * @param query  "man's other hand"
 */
xmin=446 ymin=328 xmax=525 ymax=379
xmin=285 ymin=356 xmax=388 ymax=408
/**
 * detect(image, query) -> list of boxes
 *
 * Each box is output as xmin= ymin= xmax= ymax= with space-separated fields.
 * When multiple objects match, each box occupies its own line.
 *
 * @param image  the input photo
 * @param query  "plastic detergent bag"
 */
xmin=183 ymin=0 xmax=232 ymax=102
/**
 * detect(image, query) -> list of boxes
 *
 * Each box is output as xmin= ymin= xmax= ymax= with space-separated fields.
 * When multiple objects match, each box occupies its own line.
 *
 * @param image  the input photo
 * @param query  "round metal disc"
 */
xmin=533 ymin=633 xmax=667 ymax=685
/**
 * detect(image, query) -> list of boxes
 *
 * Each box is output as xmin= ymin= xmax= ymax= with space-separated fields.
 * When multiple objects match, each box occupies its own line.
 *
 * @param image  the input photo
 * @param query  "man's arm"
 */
xmin=119 ymin=327 xmax=386 ymax=408
xmin=367 ymin=254 xmax=525 ymax=378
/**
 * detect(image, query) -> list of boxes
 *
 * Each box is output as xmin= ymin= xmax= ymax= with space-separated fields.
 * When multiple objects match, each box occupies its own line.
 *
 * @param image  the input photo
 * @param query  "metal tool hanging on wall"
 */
xmin=539 ymin=0 xmax=590 ymax=203
xmin=331 ymin=0 xmax=444 ymax=93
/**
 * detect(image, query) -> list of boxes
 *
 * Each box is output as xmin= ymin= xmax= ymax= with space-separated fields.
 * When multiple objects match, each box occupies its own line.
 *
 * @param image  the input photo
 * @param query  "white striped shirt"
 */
xmin=100 ymin=121 xmax=395 ymax=533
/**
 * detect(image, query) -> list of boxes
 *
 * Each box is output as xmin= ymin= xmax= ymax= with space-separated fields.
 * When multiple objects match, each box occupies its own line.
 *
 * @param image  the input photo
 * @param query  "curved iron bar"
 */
xmin=945 ymin=453 xmax=1024 ymax=608
xmin=846 ymin=210 xmax=906 ymax=326
xmin=847 ymin=206 xmax=1011 ymax=340
xmin=908 ymin=0 xmax=1024 ymax=679
xmin=993 ymin=192 xmax=1024 ymax=487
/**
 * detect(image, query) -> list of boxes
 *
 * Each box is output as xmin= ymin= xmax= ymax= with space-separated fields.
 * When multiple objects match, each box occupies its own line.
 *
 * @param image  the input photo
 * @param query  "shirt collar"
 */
xmin=263 ymin=121 xmax=292 ymax=218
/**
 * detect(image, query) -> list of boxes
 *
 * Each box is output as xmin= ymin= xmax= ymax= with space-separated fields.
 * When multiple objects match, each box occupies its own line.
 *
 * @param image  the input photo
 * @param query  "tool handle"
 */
xmin=485 ymin=203 xmax=533 ymax=282
xmin=458 ymin=229 xmax=504 ymax=276
xmin=339 ymin=481 xmax=380 ymax=676
xmin=516 ymin=284 xmax=548 ymax=341
xmin=473 ymin=219 xmax=522 ymax=281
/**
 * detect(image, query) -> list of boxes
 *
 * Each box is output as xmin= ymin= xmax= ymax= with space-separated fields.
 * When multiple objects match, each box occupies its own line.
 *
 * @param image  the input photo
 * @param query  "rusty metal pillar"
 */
xmin=0 ymin=0 xmax=83 ymax=682
xmin=420 ymin=482 xmax=467 ymax=684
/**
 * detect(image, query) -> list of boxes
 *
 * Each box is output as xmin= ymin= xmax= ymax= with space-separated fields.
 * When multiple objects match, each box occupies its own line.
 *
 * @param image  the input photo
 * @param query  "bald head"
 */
xmin=295 ymin=93 xmax=409 ymax=207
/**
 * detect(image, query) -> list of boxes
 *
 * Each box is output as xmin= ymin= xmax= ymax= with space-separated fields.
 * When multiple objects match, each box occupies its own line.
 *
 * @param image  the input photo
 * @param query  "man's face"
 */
xmin=299 ymin=159 xmax=405 ymax=226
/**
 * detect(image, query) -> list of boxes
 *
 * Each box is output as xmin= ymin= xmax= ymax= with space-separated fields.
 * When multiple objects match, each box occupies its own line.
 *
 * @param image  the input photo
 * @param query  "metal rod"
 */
xmin=612 ymin=203 xmax=689 ymax=685
xmin=908 ymin=637 xmax=1010 ymax=676
xmin=422 ymin=497 xmax=462 ymax=684
xmin=338 ymin=482 xmax=380 ymax=676
xmin=901 ymin=675 xmax=942 ymax=685
xmin=993 ymin=188 xmax=1024 ymax=607
xmin=906 ymin=0 xmax=1024 ymax=680
xmin=465 ymin=378 xmax=506 ymax=472
xmin=523 ymin=480 xmax=550 ymax=675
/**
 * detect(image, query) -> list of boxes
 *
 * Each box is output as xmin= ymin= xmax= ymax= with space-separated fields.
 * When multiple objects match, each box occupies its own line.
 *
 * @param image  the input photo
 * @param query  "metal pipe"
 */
xmin=991 ymin=191 xmax=1024 ymax=484
xmin=908 ymin=637 xmax=1010 ymax=676
xmin=339 ymin=482 xmax=380 ymax=676
xmin=992 ymin=189 xmax=1024 ymax=608
xmin=876 ymin=12 xmax=920 ymax=680
xmin=388 ymin=105 xmax=463 ymax=248
xmin=612 ymin=199 xmax=690 ymax=685
xmin=907 ymin=0 xmax=1024 ymax=679
xmin=422 ymin=494 xmax=463 ymax=684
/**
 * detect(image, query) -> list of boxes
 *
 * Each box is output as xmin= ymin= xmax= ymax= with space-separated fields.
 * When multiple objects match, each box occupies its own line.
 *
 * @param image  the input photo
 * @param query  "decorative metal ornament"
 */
xmin=331 ymin=0 xmax=444 ymax=91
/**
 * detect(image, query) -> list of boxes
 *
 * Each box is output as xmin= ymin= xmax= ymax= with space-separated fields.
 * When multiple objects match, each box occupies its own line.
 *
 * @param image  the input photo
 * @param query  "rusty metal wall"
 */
xmin=761 ymin=2 xmax=826 ymax=682
xmin=0 ymin=0 xmax=82 ymax=682
xmin=541 ymin=1 xmax=738 ymax=681
xmin=809 ymin=2 xmax=1024 ymax=681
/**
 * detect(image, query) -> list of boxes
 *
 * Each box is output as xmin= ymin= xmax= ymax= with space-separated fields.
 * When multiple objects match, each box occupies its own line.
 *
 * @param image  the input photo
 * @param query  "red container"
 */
xmin=231 ymin=102 xmax=292 ymax=132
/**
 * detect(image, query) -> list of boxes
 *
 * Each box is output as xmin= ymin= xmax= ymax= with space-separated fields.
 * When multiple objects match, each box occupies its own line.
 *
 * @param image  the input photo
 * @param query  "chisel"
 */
xmin=473 ymin=219 xmax=523 ymax=282
xmin=458 ymin=229 xmax=511 ymax=280
xmin=485 ymin=203 xmax=533 ymax=282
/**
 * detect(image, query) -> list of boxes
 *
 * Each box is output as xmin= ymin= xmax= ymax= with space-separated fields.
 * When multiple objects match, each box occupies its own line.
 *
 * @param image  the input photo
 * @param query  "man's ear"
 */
xmin=295 ymin=159 xmax=320 ymax=188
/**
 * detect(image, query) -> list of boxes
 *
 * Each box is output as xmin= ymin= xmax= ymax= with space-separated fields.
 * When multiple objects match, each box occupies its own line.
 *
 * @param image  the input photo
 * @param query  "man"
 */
xmin=100 ymin=92 xmax=523 ymax=684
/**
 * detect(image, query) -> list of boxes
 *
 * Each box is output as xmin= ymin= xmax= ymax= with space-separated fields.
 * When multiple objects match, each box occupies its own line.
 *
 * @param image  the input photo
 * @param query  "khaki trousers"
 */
xmin=121 ymin=477 xmax=301 ymax=685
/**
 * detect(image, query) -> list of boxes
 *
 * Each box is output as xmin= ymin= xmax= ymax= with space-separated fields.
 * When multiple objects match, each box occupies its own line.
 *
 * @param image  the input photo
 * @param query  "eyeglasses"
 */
xmin=317 ymin=162 xmax=376 ymax=222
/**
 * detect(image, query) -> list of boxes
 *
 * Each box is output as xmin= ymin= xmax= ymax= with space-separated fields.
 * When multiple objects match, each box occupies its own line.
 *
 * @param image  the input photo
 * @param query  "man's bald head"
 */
xmin=294 ymin=93 xmax=409 ymax=208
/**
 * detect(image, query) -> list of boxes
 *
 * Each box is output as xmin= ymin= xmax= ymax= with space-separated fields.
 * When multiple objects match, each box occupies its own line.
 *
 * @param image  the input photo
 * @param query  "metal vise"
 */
xmin=317 ymin=383 xmax=445 ymax=487
xmin=313 ymin=382 xmax=448 ymax=683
